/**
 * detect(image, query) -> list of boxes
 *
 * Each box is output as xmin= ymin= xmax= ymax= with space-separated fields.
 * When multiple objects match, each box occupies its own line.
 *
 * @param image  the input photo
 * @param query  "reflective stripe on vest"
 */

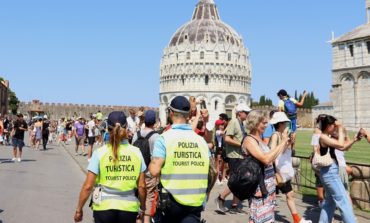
xmin=160 ymin=129 xmax=209 ymax=207
xmin=161 ymin=173 xmax=208 ymax=180
xmin=93 ymin=144 xmax=142 ymax=212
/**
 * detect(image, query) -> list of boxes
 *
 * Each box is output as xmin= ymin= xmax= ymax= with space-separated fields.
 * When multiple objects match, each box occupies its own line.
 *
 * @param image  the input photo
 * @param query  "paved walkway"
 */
xmin=60 ymin=140 xmax=370 ymax=223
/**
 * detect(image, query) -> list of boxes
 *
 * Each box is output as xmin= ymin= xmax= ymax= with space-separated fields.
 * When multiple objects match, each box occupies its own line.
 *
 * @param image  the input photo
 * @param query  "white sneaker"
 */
xmin=11 ymin=157 xmax=16 ymax=162
xmin=299 ymin=218 xmax=312 ymax=223
xmin=17 ymin=158 xmax=21 ymax=162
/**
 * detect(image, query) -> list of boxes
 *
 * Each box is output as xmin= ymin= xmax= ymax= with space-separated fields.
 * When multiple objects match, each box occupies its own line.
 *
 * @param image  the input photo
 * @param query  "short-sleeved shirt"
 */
xmin=74 ymin=122 xmax=85 ymax=137
xmin=13 ymin=120 xmax=28 ymax=140
xmin=311 ymin=134 xmax=321 ymax=146
xmin=224 ymin=118 xmax=246 ymax=159
xmin=88 ymin=140 xmax=147 ymax=175
xmin=152 ymin=124 xmax=211 ymax=159
xmin=278 ymin=97 xmax=298 ymax=112
xmin=126 ymin=116 xmax=140 ymax=133
xmin=335 ymin=150 xmax=346 ymax=167
xmin=87 ymin=120 xmax=96 ymax=137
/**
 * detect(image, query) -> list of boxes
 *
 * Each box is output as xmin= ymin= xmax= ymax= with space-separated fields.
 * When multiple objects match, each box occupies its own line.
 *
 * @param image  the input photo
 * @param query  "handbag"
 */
xmin=275 ymin=172 xmax=285 ymax=187
xmin=312 ymin=148 xmax=333 ymax=168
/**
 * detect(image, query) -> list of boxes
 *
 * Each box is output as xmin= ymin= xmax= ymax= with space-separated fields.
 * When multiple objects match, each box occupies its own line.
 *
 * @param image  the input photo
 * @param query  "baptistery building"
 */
xmin=329 ymin=0 xmax=370 ymax=130
xmin=159 ymin=0 xmax=252 ymax=125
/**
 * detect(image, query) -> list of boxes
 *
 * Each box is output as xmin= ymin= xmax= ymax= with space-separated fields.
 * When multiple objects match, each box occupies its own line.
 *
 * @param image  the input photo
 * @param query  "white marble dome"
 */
xmin=159 ymin=0 xmax=252 ymax=126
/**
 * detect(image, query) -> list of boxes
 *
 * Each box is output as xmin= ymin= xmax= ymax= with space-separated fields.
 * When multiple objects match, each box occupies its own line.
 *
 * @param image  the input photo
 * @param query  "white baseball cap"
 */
xmin=235 ymin=103 xmax=252 ymax=113
xmin=269 ymin=112 xmax=290 ymax=125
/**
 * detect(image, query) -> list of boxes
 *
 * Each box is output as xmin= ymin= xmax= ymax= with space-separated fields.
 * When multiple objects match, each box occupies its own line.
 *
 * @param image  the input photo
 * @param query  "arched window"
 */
xmin=215 ymin=52 xmax=219 ymax=60
xmin=228 ymin=53 xmax=231 ymax=61
xmin=186 ymin=52 xmax=191 ymax=60
xmin=205 ymin=75 xmax=209 ymax=85
xmin=181 ymin=75 xmax=185 ymax=85
xmin=200 ymin=51 xmax=204 ymax=59
xmin=214 ymin=100 xmax=218 ymax=110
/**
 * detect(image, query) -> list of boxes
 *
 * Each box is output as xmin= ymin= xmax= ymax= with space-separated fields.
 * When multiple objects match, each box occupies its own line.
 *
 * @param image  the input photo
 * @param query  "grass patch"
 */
xmin=295 ymin=130 xmax=370 ymax=164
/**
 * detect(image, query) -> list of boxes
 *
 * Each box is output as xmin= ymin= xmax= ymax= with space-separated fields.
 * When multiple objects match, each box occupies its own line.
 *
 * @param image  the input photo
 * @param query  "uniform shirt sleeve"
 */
xmin=87 ymin=151 xmax=100 ymax=175
xmin=139 ymin=154 xmax=147 ymax=172
xmin=152 ymin=136 xmax=166 ymax=159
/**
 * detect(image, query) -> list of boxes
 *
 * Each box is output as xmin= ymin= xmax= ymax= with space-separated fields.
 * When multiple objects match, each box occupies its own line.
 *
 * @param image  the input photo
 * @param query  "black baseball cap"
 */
xmin=169 ymin=96 xmax=190 ymax=114
xmin=219 ymin=113 xmax=230 ymax=121
xmin=107 ymin=111 xmax=127 ymax=128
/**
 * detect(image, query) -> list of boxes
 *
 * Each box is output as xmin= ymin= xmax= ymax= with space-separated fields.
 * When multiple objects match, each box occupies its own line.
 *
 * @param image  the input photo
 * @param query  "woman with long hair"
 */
xmin=242 ymin=110 xmax=290 ymax=223
xmin=318 ymin=115 xmax=358 ymax=223
xmin=74 ymin=111 xmax=147 ymax=223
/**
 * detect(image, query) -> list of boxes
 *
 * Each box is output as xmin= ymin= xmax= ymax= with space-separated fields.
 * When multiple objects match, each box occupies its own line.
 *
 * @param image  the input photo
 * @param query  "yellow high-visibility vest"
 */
xmin=161 ymin=129 xmax=210 ymax=207
xmin=93 ymin=144 xmax=142 ymax=212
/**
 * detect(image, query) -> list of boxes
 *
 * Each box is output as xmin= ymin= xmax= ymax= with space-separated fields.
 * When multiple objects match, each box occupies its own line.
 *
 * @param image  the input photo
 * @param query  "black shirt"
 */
xmin=42 ymin=120 xmax=50 ymax=135
xmin=3 ymin=118 xmax=9 ymax=129
xmin=13 ymin=120 xmax=28 ymax=140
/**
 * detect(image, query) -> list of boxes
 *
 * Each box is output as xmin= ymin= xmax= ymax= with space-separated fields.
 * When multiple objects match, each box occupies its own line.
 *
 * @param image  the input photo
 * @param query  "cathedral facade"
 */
xmin=329 ymin=0 xmax=370 ymax=130
xmin=159 ymin=0 xmax=251 ymax=125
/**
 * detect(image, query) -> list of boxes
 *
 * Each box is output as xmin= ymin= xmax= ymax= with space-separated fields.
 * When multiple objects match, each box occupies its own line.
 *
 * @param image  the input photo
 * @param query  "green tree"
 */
xmin=9 ymin=90 xmax=20 ymax=115
xmin=297 ymin=91 xmax=319 ymax=109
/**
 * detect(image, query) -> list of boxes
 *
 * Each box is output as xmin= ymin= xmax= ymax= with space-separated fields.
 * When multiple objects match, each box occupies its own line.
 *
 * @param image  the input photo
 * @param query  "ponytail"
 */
xmin=108 ymin=124 xmax=128 ymax=162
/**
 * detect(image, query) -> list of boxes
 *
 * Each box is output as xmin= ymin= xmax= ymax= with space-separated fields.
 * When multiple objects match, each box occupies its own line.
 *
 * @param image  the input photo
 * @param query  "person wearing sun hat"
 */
xmin=74 ymin=111 xmax=147 ymax=223
xmin=269 ymin=112 xmax=312 ymax=223
xmin=149 ymin=96 xmax=215 ymax=223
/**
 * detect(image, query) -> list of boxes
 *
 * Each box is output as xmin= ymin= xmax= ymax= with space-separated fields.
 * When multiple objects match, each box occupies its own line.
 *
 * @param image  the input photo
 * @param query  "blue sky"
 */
xmin=0 ymin=0 xmax=366 ymax=107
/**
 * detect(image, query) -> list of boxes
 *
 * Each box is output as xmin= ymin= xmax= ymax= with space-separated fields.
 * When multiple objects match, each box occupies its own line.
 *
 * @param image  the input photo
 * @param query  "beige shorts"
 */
xmin=75 ymin=136 xmax=85 ymax=146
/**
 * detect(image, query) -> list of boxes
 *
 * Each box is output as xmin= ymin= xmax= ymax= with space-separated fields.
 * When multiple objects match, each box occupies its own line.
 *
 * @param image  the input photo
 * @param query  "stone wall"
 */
xmin=251 ymin=105 xmax=313 ymax=128
xmin=0 ymin=80 xmax=9 ymax=115
xmin=18 ymin=100 xmax=158 ymax=120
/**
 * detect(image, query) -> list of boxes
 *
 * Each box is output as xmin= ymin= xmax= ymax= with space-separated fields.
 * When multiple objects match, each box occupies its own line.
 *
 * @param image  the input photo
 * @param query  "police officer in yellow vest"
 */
xmin=149 ymin=96 xmax=212 ymax=223
xmin=74 ymin=111 xmax=147 ymax=223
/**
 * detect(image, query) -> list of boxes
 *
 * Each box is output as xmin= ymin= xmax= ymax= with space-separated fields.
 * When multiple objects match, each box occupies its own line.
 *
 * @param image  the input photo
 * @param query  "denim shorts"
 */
xmin=12 ymin=138 xmax=25 ymax=149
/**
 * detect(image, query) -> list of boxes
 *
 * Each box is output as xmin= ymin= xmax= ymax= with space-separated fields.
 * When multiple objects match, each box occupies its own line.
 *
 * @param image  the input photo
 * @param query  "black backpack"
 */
xmin=133 ymin=131 xmax=157 ymax=167
xmin=227 ymin=137 xmax=267 ymax=201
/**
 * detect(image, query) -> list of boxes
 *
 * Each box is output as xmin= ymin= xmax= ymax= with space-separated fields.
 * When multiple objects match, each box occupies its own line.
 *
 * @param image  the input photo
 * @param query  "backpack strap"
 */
xmin=137 ymin=131 xmax=143 ymax=139
xmin=145 ymin=130 xmax=157 ymax=140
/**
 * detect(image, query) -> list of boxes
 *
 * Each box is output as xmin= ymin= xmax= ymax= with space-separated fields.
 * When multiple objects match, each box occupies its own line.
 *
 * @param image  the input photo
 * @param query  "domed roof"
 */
xmin=169 ymin=0 xmax=242 ymax=47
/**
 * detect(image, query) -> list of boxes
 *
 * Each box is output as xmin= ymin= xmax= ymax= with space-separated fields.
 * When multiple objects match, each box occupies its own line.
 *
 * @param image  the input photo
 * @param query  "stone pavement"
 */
xmin=60 ymin=140 xmax=370 ymax=223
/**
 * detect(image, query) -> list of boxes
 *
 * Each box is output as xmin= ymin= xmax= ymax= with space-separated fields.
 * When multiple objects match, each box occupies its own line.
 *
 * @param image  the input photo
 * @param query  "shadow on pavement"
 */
xmin=0 ymin=159 xmax=36 ymax=164
xmin=275 ymin=211 xmax=290 ymax=223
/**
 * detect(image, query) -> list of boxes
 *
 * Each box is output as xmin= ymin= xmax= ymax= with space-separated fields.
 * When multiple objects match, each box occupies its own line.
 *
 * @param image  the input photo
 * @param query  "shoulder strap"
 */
xmin=272 ymin=132 xmax=281 ymax=144
xmin=145 ymin=130 xmax=157 ymax=140
xmin=247 ymin=135 xmax=259 ymax=145
xmin=137 ymin=131 xmax=143 ymax=139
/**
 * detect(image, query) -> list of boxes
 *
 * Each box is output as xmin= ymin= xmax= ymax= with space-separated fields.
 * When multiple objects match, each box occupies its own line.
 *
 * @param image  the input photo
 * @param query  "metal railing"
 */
xmin=291 ymin=155 xmax=370 ymax=206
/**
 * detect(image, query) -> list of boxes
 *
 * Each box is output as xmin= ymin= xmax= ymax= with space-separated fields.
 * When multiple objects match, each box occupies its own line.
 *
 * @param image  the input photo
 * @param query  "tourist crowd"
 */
xmin=2 ymin=90 xmax=370 ymax=223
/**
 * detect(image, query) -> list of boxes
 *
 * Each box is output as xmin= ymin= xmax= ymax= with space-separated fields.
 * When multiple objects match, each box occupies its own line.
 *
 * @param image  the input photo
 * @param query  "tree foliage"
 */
xmin=9 ymin=90 xmax=20 ymax=115
xmin=297 ymin=91 xmax=319 ymax=109
xmin=251 ymin=95 xmax=273 ymax=106
xmin=0 ymin=77 xmax=20 ymax=114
